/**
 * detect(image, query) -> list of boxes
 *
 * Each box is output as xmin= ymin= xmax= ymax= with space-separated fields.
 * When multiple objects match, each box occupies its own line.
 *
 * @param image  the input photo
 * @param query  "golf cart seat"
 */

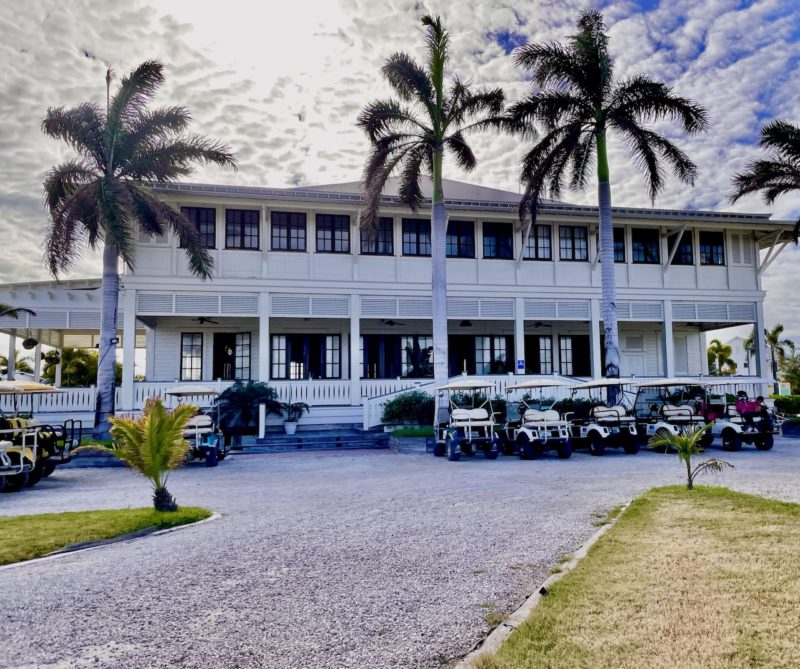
xmin=591 ymin=405 xmax=636 ymax=423
xmin=183 ymin=414 xmax=215 ymax=437
xmin=662 ymin=404 xmax=699 ymax=423
xmin=450 ymin=408 xmax=494 ymax=428
xmin=522 ymin=408 xmax=560 ymax=424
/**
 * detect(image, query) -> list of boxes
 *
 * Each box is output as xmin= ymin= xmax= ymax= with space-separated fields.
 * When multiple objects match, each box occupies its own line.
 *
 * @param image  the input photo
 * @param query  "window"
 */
xmin=474 ymin=336 xmax=509 ymax=375
xmin=559 ymin=226 xmax=588 ymax=261
xmin=316 ymin=214 xmax=350 ymax=253
xmin=225 ymin=209 xmax=259 ymax=249
xmin=559 ymin=336 xmax=574 ymax=375
xmin=271 ymin=211 xmax=307 ymax=251
xmin=270 ymin=334 xmax=341 ymax=380
xmin=325 ymin=335 xmax=341 ymax=378
xmin=613 ymin=228 xmax=625 ymax=263
xmin=538 ymin=337 xmax=553 ymax=374
xmin=180 ymin=207 xmax=216 ymax=249
xmin=361 ymin=217 xmax=394 ymax=255
xmin=670 ymin=230 xmax=694 ymax=265
xmin=235 ymin=333 xmax=251 ymax=380
xmin=180 ymin=333 xmax=203 ymax=381
xmin=699 ymin=231 xmax=725 ymax=265
xmin=402 ymin=219 xmax=431 ymax=256
xmin=631 ymin=228 xmax=660 ymax=264
xmin=523 ymin=224 xmax=552 ymax=260
xmin=446 ymin=220 xmax=475 ymax=258
xmin=271 ymin=335 xmax=288 ymax=379
xmin=401 ymin=335 xmax=433 ymax=377
xmin=483 ymin=222 xmax=513 ymax=259
xmin=559 ymin=335 xmax=591 ymax=376
xmin=729 ymin=232 xmax=754 ymax=265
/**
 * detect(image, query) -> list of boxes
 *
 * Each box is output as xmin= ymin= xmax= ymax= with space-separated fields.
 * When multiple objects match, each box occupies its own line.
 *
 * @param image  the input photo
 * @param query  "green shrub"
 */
xmin=773 ymin=395 xmax=800 ymax=415
xmin=381 ymin=391 xmax=435 ymax=425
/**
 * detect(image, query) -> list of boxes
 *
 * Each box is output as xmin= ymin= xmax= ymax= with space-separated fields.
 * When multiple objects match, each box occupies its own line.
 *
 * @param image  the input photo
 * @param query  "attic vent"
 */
xmin=525 ymin=300 xmax=557 ymax=319
xmin=175 ymin=294 xmax=219 ymax=314
xmin=361 ymin=298 xmax=398 ymax=318
xmin=271 ymin=295 xmax=311 ymax=316
xmin=137 ymin=293 xmax=173 ymax=313
xmin=631 ymin=302 xmax=663 ymax=320
xmin=447 ymin=298 xmax=479 ymax=318
xmin=29 ymin=311 xmax=67 ymax=328
xmin=696 ymin=303 xmax=728 ymax=320
xmin=68 ymin=311 xmax=100 ymax=329
xmin=728 ymin=303 xmax=756 ymax=321
xmin=398 ymin=298 xmax=432 ymax=318
xmin=311 ymin=297 xmax=350 ymax=317
xmin=616 ymin=302 xmax=632 ymax=320
xmin=221 ymin=295 xmax=258 ymax=314
xmin=673 ymin=302 xmax=697 ymax=320
xmin=479 ymin=299 xmax=514 ymax=318
xmin=556 ymin=301 xmax=590 ymax=320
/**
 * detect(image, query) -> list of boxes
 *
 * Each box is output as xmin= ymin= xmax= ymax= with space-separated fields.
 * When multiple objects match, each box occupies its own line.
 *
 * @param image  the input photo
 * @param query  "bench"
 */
xmin=662 ymin=404 xmax=701 ymax=423
xmin=450 ymin=408 xmax=495 ymax=428
xmin=183 ymin=414 xmax=215 ymax=439
xmin=522 ymin=408 xmax=561 ymax=424
xmin=591 ymin=405 xmax=636 ymax=423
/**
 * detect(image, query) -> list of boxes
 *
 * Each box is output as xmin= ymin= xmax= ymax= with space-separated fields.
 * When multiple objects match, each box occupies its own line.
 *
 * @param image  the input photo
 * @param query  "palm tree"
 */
xmin=731 ymin=120 xmax=800 ymax=239
xmin=648 ymin=424 xmax=732 ymax=490
xmin=0 ymin=351 xmax=33 ymax=376
xmin=42 ymin=60 xmax=236 ymax=437
xmin=509 ymin=10 xmax=708 ymax=389
xmin=41 ymin=347 xmax=122 ymax=387
xmin=357 ymin=15 xmax=505 ymax=393
xmin=744 ymin=323 xmax=795 ymax=390
xmin=707 ymin=339 xmax=737 ymax=376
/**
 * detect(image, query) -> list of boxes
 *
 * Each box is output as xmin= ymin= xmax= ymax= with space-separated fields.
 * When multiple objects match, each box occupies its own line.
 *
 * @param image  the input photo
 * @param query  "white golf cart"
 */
xmin=432 ymin=378 xmax=500 ymax=462
xmin=165 ymin=385 xmax=227 ymax=467
xmin=633 ymin=378 xmax=711 ymax=447
xmin=501 ymin=378 xmax=573 ymax=459
xmin=569 ymin=378 xmax=639 ymax=456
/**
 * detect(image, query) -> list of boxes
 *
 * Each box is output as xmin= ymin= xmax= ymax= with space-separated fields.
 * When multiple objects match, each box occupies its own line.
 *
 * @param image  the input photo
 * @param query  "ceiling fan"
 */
xmin=194 ymin=317 xmax=220 ymax=325
xmin=380 ymin=319 xmax=406 ymax=327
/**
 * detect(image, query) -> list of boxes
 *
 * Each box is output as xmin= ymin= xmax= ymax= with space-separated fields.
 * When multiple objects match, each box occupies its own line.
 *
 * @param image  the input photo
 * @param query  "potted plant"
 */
xmin=215 ymin=380 xmax=282 ymax=448
xmin=43 ymin=350 xmax=61 ymax=365
xmin=281 ymin=387 xmax=310 ymax=435
xmin=21 ymin=336 xmax=38 ymax=350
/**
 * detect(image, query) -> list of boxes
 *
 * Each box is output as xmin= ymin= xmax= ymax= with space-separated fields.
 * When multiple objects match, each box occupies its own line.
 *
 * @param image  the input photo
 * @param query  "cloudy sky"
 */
xmin=1 ymin=0 xmax=799 ymax=340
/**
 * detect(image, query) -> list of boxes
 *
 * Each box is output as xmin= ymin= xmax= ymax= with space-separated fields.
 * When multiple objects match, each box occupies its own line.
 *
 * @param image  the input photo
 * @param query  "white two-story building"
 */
xmin=0 ymin=178 xmax=791 ymax=425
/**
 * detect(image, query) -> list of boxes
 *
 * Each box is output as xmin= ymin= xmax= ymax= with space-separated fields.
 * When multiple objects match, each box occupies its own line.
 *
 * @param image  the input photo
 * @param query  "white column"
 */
xmin=514 ymin=297 xmax=525 ymax=374
xmin=754 ymin=300 xmax=771 ymax=391
xmin=7 ymin=329 xmax=16 ymax=380
xmin=590 ymin=299 xmax=602 ymax=378
xmin=552 ymin=324 xmax=560 ymax=375
xmin=258 ymin=292 xmax=270 ymax=382
xmin=350 ymin=295 xmax=360 ymax=406
xmin=144 ymin=326 xmax=155 ymax=381
xmin=662 ymin=299 xmax=674 ymax=378
xmin=33 ymin=338 xmax=42 ymax=382
xmin=120 ymin=288 xmax=137 ymax=410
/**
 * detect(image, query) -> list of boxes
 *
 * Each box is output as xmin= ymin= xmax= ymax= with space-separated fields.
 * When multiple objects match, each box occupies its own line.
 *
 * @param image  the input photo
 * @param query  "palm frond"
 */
xmin=759 ymin=119 xmax=800 ymax=158
xmin=356 ymin=99 xmax=427 ymax=142
xmin=508 ymin=90 xmax=594 ymax=132
xmin=42 ymin=160 xmax=98 ymax=215
xmin=444 ymin=132 xmax=477 ymax=171
xmin=95 ymin=178 xmax=136 ymax=269
xmin=118 ymin=106 xmax=192 ymax=157
xmin=397 ymin=144 xmax=428 ymax=211
xmin=360 ymin=139 xmax=422 ymax=229
xmin=43 ymin=182 xmax=98 ymax=276
xmin=445 ymin=85 xmax=505 ymax=130
xmin=122 ymin=135 xmax=237 ymax=181
xmin=421 ymin=15 xmax=448 ymax=96
xmin=513 ymin=42 xmax=588 ymax=93
xmin=0 ymin=304 xmax=36 ymax=319
xmin=41 ymin=103 xmax=106 ymax=168
xmin=731 ymin=158 xmax=800 ymax=204
xmin=381 ymin=53 xmax=434 ymax=106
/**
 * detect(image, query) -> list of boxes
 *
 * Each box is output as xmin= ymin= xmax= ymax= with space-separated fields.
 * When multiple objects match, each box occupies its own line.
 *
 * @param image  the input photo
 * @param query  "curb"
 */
xmin=0 ymin=511 xmax=221 ymax=572
xmin=455 ymin=501 xmax=631 ymax=669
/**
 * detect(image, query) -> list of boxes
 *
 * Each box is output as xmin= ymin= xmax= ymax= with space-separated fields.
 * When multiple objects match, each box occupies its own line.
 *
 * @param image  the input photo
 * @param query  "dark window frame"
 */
xmin=225 ymin=209 xmax=260 ymax=250
xmin=631 ymin=228 xmax=661 ymax=264
xmin=613 ymin=227 xmax=625 ymax=263
xmin=670 ymin=230 xmax=694 ymax=266
xmin=180 ymin=332 xmax=203 ymax=381
xmin=559 ymin=225 xmax=588 ymax=262
xmin=523 ymin=224 xmax=552 ymax=261
xmin=180 ymin=207 xmax=216 ymax=249
xmin=235 ymin=332 xmax=251 ymax=381
xmin=402 ymin=218 xmax=431 ymax=256
xmin=316 ymin=214 xmax=351 ymax=254
xmin=446 ymin=220 xmax=475 ymax=258
xmin=360 ymin=217 xmax=394 ymax=256
xmin=482 ymin=222 xmax=514 ymax=259
xmin=699 ymin=231 xmax=725 ymax=266
xmin=271 ymin=211 xmax=307 ymax=252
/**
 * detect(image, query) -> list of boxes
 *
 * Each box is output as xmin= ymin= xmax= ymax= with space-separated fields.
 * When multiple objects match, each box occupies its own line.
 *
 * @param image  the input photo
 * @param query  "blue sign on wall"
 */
xmin=517 ymin=359 xmax=525 ymax=371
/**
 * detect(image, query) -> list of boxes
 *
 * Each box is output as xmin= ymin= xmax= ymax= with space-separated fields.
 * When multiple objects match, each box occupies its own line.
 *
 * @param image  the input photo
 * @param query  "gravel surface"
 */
xmin=1 ymin=441 xmax=799 ymax=669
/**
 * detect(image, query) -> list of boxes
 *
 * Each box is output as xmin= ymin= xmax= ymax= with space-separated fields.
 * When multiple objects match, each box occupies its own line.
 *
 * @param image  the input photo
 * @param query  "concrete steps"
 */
xmin=247 ymin=429 xmax=390 ymax=453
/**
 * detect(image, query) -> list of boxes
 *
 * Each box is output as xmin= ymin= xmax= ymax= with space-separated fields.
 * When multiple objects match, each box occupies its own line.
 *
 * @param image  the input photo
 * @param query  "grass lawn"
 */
xmin=0 ymin=507 xmax=211 ymax=566
xmin=477 ymin=486 xmax=800 ymax=669
xmin=390 ymin=426 xmax=434 ymax=438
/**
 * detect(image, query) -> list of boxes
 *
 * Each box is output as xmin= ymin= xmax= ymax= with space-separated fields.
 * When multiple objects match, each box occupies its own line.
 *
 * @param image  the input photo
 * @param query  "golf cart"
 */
xmin=501 ymin=377 xmax=573 ymax=459
xmin=633 ymin=378 xmax=711 ymax=448
xmin=568 ymin=378 xmax=640 ymax=456
xmin=432 ymin=378 xmax=500 ymax=461
xmin=164 ymin=385 xmax=227 ymax=467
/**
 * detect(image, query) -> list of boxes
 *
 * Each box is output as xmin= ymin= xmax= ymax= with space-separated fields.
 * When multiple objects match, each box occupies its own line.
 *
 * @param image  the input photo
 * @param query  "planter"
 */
xmin=21 ymin=337 xmax=38 ymax=350
xmin=284 ymin=422 xmax=298 ymax=435
xmin=780 ymin=422 xmax=800 ymax=438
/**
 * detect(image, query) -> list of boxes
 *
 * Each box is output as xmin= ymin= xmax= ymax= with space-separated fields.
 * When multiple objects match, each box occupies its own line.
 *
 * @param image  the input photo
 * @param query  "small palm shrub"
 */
xmin=215 ymin=381 xmax=282 ymax=437
xmin=382 ymin=391 xmax=435 ymax=426
xmin=80 ymin=398 xmax=196 ymax=511
xmin=648 ymin=425 xmax=733 ymax=490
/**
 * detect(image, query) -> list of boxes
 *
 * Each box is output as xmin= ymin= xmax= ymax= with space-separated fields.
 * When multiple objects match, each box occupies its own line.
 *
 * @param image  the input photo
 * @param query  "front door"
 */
xmin=213 ymin=333 xmax=237 ymax=381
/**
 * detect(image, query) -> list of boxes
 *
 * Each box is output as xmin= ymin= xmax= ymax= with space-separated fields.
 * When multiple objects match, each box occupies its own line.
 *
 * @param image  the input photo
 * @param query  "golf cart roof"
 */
xmin=636 ymin=377 xmax=710 ymax=388
xmin=571 ymin=377 xmax=638 ymax=390
xmin=438 ymin=378 xmax=496 ymax=392
xmin=0 ymin=380 xmax=64 ymax=394
xmin=164 ymin=384 xmax=219 ymax=397
xmin=506 ymin=377 xmax=575 ymax=390
xmin=686 ymin=376 xmax=774 ymax=388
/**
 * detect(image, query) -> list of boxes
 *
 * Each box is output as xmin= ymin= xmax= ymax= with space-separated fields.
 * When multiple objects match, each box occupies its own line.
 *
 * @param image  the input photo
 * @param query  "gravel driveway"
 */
xmin=1 ymin=441 xmax=799 ymax=669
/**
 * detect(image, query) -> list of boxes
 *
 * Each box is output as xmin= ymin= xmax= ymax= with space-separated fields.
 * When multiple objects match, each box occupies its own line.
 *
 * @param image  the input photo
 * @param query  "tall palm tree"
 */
xmin=42 ymin=60 xmax=236 ymax=436
xmin=707 ymin=338 xmax=737 ymax=376
xmin=357 ymin=15 xmax=504 ymax=393
xmin=509 ymin=10 xmax=708 ymax=389
xmin=731 ymin=120 xmax=800 ymax=239
xmin=744 ymin=323 xmax=795 ymax=389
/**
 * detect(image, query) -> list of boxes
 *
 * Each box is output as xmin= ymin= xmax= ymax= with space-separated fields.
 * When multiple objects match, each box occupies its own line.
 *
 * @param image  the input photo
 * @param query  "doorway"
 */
xmin=213 ymin=333 xmax=237 ymax=381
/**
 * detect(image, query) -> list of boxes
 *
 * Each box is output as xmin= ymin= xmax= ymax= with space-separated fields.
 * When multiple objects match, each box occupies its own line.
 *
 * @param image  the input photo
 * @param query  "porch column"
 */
xmin=514 ymin=297 xmax=525 ymax=374
xmin=258 ymin=292 xmax=270 ymax=382
xmin=662 ymin=299 xmax=674 ymax=378
xmin=144 ymin=326 xmax=155 ymax=381
xmin=54 ymin=333 xmax=63 ymax=387
xmin=350 ymin=295 xmax=360 ymax=406
xmin=120 ymin=288 xmax=136 ymax=410
xmin=7 ymin=329 xmax=16 ymax=380
xmin=754 ymin=300 xmax=772 ymax=391
xmin=33 ymin=336 xmax=42 ymax=382
xmin=590 ymin=299 xmax=602 ymax=378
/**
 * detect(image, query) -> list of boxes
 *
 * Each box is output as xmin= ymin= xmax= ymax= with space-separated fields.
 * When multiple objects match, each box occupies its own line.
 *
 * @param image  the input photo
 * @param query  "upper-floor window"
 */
xmin=271 ymin=211 xmax=307 ymax=252
xmin=361 ymin=217 xmax=394 ymax=255
xmin=699 ymin=231 xmax=725 ymax=265
xmin=402 ymin=218 xmax=431 ymax=256
xmin=483 ymin=222 xmax=513 ymax=259
xmin=446 ymin=220 xmax=475 ymax=258
xmin=180 ymin=207 xmax=216 ymax=249
xmin=670 ymin=230 xmax=694 ymax=265
xmin=614 ymin=227 xmax=625 ymax=263
xmin=631 ymin=228 xmax=660 ymax=264
xmin=316 ymin=214 xmax=350 ymax=254
xmin=225 ymin=209 xmax=259 ymax=250
xmin=523 ymin=224 xmax=552 ymax=260
xmin=559 ymin=226 xmax=588 ymax=261
xmin=180 ymin=332 xmax=203 ymax=381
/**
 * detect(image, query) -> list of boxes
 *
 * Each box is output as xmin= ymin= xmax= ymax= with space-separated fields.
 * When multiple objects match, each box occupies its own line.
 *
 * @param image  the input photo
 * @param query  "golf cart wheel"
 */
xmin=27 ymin=459 xmax=44 ymax=487
xmin=3 ymin=470 xmax=28 ymax=492
xmin=485 ymin=448 xmax=499 ymax=460
xmin=433 ymin=441 xmax=446 ymax=457
xmin=517 ymin=434 xmax=535 ymax=460
xmin=588 ymin=433 xmax=606 ymax=456
xmin=446 ymin=435 xmax=461 ymax=462
xmin=499 ymin=433 xmax=515 ymax=456
xmin=41 ymin=460 xmax=57 ymax=477
xmin=700 ymin=431 xmax=714 ymax=449
xmin=721 ymin=429 xmax=742 ymax=452
xmin=205 ymin=447 xmax=219 ymax=467
xmin=755 ymin=434 xmax=774 ymax=451
xmin=622 ymin=435 xmax=640 ymax=455
xmin=556 ymin=440 xmax=573 ymax=459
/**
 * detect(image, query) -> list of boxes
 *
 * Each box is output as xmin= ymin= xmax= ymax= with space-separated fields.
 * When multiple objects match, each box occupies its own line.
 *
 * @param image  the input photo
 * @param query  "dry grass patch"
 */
xmin=477 ymin=486 xmax=800 ymax=669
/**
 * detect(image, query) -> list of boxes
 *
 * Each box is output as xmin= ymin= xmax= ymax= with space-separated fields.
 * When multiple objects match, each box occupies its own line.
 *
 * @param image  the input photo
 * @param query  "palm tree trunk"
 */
xmin=596 ymin=130 xmax=620 ymax=392
xmin=95 ymin=241 xmax=119 ymax=437
xmin=430 ymin=148 xmax=449 ymax=396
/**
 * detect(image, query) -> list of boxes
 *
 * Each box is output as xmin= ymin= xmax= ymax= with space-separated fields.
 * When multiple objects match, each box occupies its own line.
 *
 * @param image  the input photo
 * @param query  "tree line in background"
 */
xmin=31 ymin=9 xmax=800 ymax=434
